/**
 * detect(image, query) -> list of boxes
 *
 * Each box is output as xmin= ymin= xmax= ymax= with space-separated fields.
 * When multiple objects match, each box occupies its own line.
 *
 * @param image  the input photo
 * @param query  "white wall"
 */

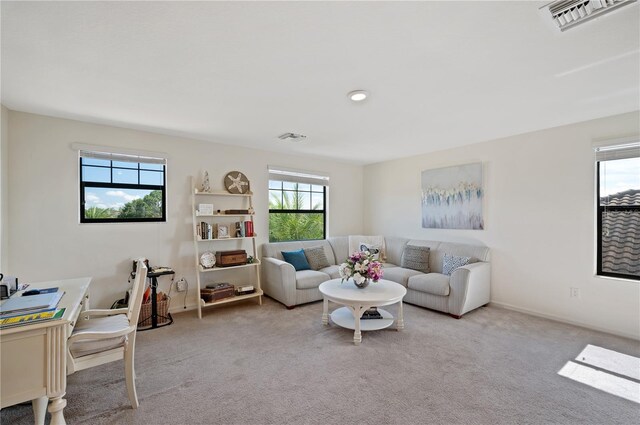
xmin=1 ymin=105 xmax=8 ymax=272
xmin=363 ymin=111 xmax=640 ymax=339
xmin=7 ymin=111 xmax=363 ymax=308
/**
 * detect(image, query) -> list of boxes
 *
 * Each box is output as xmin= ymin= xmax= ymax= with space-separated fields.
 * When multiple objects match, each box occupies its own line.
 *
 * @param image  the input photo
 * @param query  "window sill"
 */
xmin=593 ymin=274 xmax=639 ymax=284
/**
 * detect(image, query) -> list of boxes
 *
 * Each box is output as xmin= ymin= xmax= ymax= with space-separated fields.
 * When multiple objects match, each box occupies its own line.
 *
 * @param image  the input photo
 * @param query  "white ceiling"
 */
xmin=2 ymin=1 xmax=639 ymax=165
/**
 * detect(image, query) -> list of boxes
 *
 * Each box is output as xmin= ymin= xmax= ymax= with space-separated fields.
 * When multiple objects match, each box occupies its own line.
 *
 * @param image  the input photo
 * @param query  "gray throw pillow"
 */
xmin=442 ymin=253 xmax=472 ymax=276
xmin=401 ymin=245 xmax=430 ymax=273
xmin=303 ymin=246 xmax=330 ymax=271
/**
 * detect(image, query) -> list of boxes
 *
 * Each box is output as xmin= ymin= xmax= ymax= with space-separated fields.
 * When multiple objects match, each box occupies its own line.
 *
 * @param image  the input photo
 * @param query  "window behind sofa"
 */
xmin=268 ymin=167 xmax=328 ymax=242
xmin=78 ymin=147 xmax=167 ymax=223
xmin=595 ymin=141 xmax=639 ymax=281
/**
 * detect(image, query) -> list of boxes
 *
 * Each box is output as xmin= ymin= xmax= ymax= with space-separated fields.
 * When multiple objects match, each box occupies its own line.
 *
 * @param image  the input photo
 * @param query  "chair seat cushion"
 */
xmin=70 ymin=314 xmax=129 ymax=358
xmin=319 ymin=265 xmax=341 ymax=279
xmin=408 ymin=273 xmax=450 ymax=296
xmin=296 ymin=270 xmax=331 ymax=289
xmin=382 ymin=267 xmax=423 ymax=287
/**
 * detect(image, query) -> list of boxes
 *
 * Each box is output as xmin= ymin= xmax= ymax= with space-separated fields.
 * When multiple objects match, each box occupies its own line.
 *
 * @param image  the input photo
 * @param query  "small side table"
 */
xmin=137 ymin=268 xmax=174 ymax=331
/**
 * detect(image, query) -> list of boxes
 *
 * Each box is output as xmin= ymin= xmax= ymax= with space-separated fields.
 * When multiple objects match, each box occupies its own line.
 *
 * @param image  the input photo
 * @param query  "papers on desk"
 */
xmin=0 ymin=291 xmax=65 ymax=316
xmin=0 ymin=308 xmax=66 ymax=328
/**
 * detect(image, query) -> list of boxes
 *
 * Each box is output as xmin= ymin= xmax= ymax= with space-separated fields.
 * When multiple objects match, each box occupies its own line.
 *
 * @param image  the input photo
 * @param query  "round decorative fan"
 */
xmin=200 ymin=251 xmax=216 ymax=269
xmin=224 ymin=171 xmax=250 ymax=194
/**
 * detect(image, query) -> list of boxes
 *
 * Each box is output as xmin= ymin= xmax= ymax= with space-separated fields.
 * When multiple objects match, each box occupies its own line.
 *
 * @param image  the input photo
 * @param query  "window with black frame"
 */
xmin=268 ymin=168 xmax=328 ymax=242
xmin=595 ymin=142 xmax=639 ymax=280
xmin=79 ymin=150 xmax=167 ymax=223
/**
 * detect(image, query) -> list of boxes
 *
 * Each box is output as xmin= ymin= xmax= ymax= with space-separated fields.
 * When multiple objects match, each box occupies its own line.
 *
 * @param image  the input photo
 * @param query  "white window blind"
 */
xmin=73 ymin=143 xmax=167 ymax=165
xmin=268 ymin=166 xmax=329 ymax=186
xmin=594 ymin=141 xmax=640 ymax=162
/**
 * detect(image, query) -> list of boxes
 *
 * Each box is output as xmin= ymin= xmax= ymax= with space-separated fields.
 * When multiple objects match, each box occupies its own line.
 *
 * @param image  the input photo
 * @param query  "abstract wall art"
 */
xmin=421 ymin=162 xmax=484 ymax=230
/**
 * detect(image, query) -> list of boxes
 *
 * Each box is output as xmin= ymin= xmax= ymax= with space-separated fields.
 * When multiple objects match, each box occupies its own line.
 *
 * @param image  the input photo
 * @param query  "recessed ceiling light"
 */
xmin=348 ymin=90 xmax=368 ymax=102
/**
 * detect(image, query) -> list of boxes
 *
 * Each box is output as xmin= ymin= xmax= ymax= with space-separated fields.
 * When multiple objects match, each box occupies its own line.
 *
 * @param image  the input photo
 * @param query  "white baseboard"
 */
xmin=490 ymin=301 xmax=639 ymax=341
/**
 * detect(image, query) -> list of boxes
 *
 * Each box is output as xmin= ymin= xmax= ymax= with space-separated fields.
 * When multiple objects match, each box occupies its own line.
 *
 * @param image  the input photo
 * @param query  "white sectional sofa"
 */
xmin=261 ymin=236 xmax=490 ymax=318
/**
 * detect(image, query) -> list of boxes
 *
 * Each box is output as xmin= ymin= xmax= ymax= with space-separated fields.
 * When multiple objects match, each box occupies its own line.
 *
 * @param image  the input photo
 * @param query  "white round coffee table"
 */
xmin=319 ymin=278 xmax=406 ymax=345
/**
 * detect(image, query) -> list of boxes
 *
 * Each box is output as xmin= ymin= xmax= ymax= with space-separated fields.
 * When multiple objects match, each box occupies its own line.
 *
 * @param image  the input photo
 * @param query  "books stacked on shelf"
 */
xmin=235 ymin=285 xmax=256 ymax=296
xmin=234 ymin=220 xmax=254 ymax=237
xmin=197 ymin=222 xmax=213 ymax=240
xmin=245 ymin=220 xmax=254 ymax=237
xmin=361 ymin=307 xmax=383 ymax=320
xmin=225 ymin=209 xmax=249 ymax=215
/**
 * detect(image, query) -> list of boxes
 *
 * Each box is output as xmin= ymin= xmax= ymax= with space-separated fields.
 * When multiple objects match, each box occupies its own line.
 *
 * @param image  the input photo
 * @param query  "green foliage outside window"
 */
xmin=84 ymin=190 xmax=163 ymax=220
xmin=118 ymin=190 xmax=163 ymax=219
xmin=269 ymin=184 xmax=324 ymax=242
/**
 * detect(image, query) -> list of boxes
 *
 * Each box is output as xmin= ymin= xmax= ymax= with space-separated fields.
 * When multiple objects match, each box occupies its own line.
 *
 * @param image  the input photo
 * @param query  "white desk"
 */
xmin=0 ymin=277 xmax=91 ymax=425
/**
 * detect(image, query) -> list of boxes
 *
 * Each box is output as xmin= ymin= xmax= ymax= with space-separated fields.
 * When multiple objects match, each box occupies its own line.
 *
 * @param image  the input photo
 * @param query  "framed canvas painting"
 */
xmin=421 ymin=163 xmax=484 ymax=230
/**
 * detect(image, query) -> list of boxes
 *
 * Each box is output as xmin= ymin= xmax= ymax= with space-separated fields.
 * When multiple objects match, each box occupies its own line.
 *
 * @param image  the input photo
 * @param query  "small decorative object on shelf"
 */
xmin=200 ymin=283 xmax=234 ymax=302
xmin=198 ymin=203 xmax=214 ymax=215
xmin=338 ymin=251 xmax=384 ymax=289
xmin=216 ymin=224 xmax=231 ymax=239
xmin=200 ymin=251 xmax=216 ymax=269
xmin=224 ymin=171 xmax=250 ymax=194
xmin=215 ymin=250 xmax=248 ymax=267
xmin=201 ymin=171 xmax=211 ymax=193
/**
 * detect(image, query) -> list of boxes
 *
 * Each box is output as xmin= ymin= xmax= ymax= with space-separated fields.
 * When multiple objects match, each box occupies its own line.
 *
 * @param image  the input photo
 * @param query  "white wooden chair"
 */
xmin=67 ymin=260 xmax=148 ymax=408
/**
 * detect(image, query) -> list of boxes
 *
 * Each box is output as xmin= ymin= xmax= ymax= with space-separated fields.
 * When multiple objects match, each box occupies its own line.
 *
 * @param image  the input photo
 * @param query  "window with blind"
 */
xmin=268 ymin=167 xmax=329 ymax=242
xmin=79 ymin=148 xmax=167 ymax=223
xmin=595 ymin=141 xmax=640 ymax=280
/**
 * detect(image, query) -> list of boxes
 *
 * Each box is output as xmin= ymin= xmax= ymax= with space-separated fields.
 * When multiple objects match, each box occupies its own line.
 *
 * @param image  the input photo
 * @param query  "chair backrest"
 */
xmin=128 ymin=259 xmax=148 ymax=324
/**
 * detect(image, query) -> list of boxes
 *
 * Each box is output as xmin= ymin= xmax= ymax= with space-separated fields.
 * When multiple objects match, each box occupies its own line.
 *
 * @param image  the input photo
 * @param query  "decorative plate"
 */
xmin=224 ymin=171 xmax=250 ymax=194
xmin=200 ymin=251 xmax=216 ymax=269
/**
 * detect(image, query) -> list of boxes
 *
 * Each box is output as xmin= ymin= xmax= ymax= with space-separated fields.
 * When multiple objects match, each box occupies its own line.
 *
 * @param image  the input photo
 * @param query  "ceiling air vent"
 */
xmin=278 ymin=133 xmax=307 ymax=141
xmin=544 ymin=0 xmax=637 ymax=31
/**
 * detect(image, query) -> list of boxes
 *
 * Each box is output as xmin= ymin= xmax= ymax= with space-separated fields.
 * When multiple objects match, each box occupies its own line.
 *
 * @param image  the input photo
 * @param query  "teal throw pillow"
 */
xmin=281 ymin=249 xmax=311 ymax=271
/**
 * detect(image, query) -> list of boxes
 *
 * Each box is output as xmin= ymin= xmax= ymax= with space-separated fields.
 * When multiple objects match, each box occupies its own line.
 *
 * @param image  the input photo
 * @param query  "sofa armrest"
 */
xmin=448 ymin=262 xmax=491 ymax=317
xmin=261 ymin=257 xmax=297 ymax=307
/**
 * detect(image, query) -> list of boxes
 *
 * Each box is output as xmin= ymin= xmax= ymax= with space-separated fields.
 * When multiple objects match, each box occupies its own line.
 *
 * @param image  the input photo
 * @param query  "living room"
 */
xmin=1 ymin=1 xmax=639 ymax=424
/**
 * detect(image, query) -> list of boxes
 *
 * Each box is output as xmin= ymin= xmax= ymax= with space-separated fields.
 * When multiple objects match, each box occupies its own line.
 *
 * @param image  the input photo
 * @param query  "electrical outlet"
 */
xmin=570 ymin=287 xmax=580 ymax=298
xmin=176 ymin=278 xmax=187 ymax=292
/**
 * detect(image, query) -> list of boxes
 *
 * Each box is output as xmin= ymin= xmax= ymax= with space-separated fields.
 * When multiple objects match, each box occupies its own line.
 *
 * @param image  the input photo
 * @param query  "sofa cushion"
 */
xmin=382 ymin=267 xmax=423 ymax=287
xmin=408 ymin=273 xmax=450 ymax=296
xmin=401 ymin=245 xmax=430 ymax=273
xmin=327 ymin=236 xmax=349 ymax=264
xmin=304 ymin=246 xmax=330 ymax=270
xmin=282 ymin=249 xmax=311 ymax=271
xmin=384 ymin=237 xmax=410 ymax=265
xmin=429 ymin=242 xmax=488 ymax=273
xmin=319 ymin=265 xmax=341 ymax=279
xmin=442 ymin=253 xmax=471 ymax=276
xmin=262 ymin=240 xmax=336 ymax=264
xmin=296 ymin=270 xmax=331 ymax=289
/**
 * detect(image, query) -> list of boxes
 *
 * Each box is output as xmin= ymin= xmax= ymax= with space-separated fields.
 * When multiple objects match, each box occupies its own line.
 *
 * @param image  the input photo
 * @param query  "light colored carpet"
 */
xmin=2 ymin=297 xmax=639 ymax=425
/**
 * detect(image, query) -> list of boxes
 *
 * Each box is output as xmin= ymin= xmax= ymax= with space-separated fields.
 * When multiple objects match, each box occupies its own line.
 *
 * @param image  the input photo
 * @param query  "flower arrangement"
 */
xmin=338 ymin=251 xmax=384 ymax=286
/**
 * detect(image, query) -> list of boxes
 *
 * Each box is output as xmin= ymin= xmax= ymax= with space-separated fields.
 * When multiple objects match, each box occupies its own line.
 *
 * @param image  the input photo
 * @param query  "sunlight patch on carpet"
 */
xmin=558 ymin=344 xmax=640 ymax=404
